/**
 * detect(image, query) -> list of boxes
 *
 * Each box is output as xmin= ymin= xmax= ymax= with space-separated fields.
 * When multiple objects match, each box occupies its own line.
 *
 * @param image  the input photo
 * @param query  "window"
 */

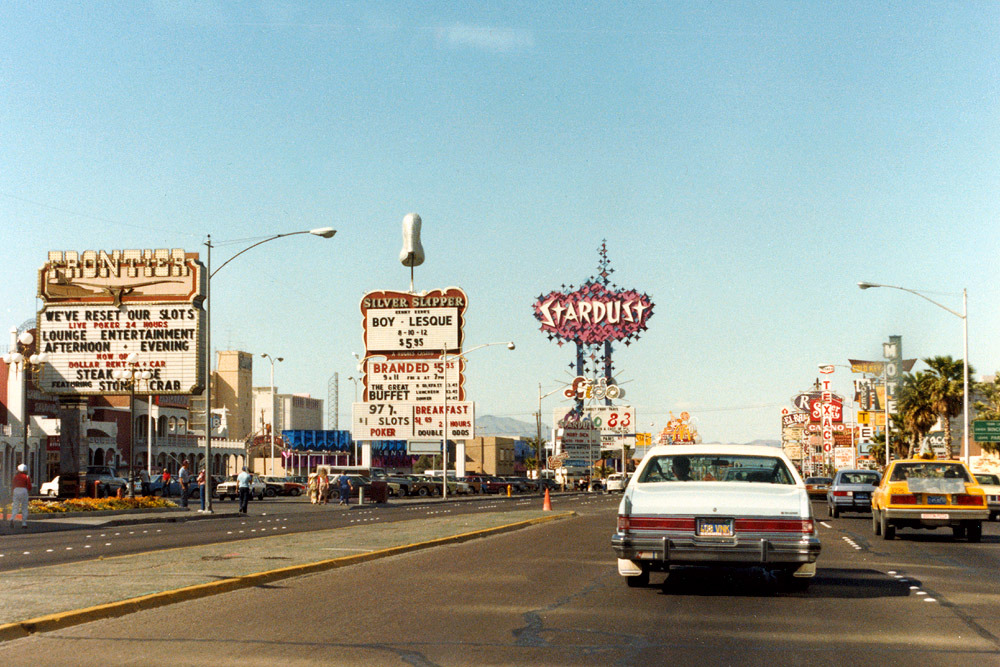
xmin=638 ymin=455 xmax=795 ymax=485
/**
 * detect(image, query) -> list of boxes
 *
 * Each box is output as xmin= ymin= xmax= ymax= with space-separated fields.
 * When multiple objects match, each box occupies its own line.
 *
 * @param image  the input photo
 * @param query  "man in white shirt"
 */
xmin=237 ymin=467 xmax=253 ymax=515
xmin=178 ymin=460 xmax=191 ymax=507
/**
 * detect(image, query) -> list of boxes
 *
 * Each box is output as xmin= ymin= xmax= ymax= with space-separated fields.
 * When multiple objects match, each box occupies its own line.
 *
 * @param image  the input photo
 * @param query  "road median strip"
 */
xmin=0 ymin=510 xmax=574 ymax=642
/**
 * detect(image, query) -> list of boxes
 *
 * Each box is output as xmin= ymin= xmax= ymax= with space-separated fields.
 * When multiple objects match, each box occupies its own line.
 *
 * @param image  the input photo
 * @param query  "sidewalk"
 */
xmin=0 ymin=505 xmax=573 ymax=641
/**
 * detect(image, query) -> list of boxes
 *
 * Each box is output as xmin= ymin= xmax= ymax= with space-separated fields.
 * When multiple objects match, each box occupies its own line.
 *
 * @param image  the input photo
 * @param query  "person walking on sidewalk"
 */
xmin=11 ymin=464 xmax=31 ymax=529
xmin=161 ymin=469 xmax=172 ymax=498
xmin=317 ymin=469 xmax=330 ymax=505
xmin=337 ymin=473 xmax=353 ymax=505
xmin=237 ymin=467 xmax=252 ymax=514
xmin=178 ymin=460 xmax=191 ymax=507
xmin=197 ymin=468 xmax=206 ymax=512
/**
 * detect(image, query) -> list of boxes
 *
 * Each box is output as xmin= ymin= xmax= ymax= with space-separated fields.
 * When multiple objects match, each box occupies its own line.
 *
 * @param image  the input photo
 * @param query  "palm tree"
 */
xmin=897 ymin=371 xmax=937 ymax=457
xmin=923 ymin=355 xmax=975 ymax=458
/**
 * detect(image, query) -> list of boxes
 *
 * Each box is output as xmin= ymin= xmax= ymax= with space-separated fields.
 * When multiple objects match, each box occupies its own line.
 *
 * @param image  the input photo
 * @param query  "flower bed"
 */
xmin=24 ymin=496 xmax=179 ymax=514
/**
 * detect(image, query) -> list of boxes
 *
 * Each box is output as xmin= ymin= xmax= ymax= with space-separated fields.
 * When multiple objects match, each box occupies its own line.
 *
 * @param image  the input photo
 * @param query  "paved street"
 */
xmin=1 ymin=495 xmax=998 ymax=665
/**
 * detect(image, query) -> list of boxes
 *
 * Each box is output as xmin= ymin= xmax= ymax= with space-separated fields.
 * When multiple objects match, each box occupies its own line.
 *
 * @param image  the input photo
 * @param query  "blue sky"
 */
xmin=2 ymin=2 xmax=998 ymax=443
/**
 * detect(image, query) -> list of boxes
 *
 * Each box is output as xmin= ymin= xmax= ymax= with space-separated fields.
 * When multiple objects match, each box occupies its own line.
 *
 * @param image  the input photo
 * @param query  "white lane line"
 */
xmin=820 ymin=521 xmax=832 ymax=528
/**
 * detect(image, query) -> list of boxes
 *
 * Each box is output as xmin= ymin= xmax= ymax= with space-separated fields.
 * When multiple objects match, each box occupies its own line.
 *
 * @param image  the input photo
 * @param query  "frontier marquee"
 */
xmin=36 ymin=249 xmax=205 ymax=396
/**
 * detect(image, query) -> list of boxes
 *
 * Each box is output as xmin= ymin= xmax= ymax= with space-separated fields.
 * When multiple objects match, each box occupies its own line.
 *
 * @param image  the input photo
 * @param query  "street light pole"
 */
xmin=203 ymin=227 xmax=336 ymax=512
xmin=3 ymin=330 xmax=49 ymax=481
xmin=858 ymin=282 xmax=970 ymax=465
xmin=261 ymin=353 xmax=284 ymax=476
xmin=537 ymin=383 xmax=562 ymax=481
xmin=438 ymin=341 xmax=515 ymax=499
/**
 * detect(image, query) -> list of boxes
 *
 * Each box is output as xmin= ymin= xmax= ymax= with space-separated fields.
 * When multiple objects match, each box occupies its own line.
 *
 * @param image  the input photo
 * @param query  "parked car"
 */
xmin=215 ymin=474 xmax=266 ymax=501
xmin=612 ymin=444 xmax=821 ymax=590
xmin=826 ymin=469 xmax=881 ymax=517
xmin=872 ymin=456 xmax=988 ymax=541
xmin=462 ymin=473 xmax=508 ymax=494
xmin=85 ymin=465 xmax=128 ymax=496
xmin=402 ymin=475 xmax=440 ymax=497
xmin=605 ymin=472 xmax=628 ymax=492
xmin=804 ymin=477 xmax=832 ymax=500
xmin=505 ymin=476 xmax=539 ymax=493
xmin=259 ymin=476 xmax=306 ymax=497
xmin=148 ymin=475 xmax=201 ymax=499
xmin=974 ymin=473 xmax=1000 ymax=520
xmin=369 ymin=470 xmax=414 ymax=497
xmin=40 ymin=476 xmax=60 ymax=497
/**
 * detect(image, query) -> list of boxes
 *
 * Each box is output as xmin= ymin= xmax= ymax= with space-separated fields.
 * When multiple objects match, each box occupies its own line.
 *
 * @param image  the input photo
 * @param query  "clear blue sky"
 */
xmin=2 ymin=2 xmax=998 ymax=443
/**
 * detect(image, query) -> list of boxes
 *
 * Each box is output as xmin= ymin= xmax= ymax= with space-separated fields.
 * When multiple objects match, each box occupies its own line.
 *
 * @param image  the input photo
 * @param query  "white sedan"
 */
xmin=612 ymin=444 xmax=821 ymax=589
xmin=40 ymin=476 xmax=60 ymax=497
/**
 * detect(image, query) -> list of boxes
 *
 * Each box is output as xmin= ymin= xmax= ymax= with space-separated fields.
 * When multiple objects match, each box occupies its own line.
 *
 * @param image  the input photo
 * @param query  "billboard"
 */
xmin=360 ymin=288 xmax=467 ymax=358
xmin=36 ymin=249 xmax=205 ymax=396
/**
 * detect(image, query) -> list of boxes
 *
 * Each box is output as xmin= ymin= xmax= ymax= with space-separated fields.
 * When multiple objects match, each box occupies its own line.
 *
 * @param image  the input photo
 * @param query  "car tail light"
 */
xmin=954 ymin=494 xmax=984 ymax=506
xmin=617 ymin=515 xmax=630 ymax=532
xmin=832 ymin=491 xmax=849 ymax=497
xmin=735 ymin=519 xmax=814 ymax=534
xmin=891 ymin=494 xmax=917 ymax=504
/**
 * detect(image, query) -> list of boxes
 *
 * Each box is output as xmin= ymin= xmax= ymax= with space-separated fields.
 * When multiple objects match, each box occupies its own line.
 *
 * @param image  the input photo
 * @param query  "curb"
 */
xmin=0 ymin=510 xmax=575 ymax=642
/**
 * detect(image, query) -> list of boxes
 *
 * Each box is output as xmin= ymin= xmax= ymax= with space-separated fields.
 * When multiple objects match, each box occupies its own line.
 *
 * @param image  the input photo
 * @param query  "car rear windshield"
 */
xmin=637 ymin=455 xmax=795 ymax=485
xmin=975 ymin=474 xmax=1000 ymax=485
xmin=837 ymin=472 xmax=879 ymax=485
xmin=889 ymin=462 xmax=971 ymax=483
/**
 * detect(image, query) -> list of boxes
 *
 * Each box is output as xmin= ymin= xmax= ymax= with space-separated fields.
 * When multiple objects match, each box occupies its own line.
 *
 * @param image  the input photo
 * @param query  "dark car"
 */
xmin=826 ymin=469 xmax=880 ymax=518
xmin=85 ymin=465 xmax=128 ymax=496
xmin=402 ymin=475 xmax=440 ymax=497
xmin=463 ymin=473 xmax=507 ymax=494
xmin=369 ymin=471 xmax=413 ymax=497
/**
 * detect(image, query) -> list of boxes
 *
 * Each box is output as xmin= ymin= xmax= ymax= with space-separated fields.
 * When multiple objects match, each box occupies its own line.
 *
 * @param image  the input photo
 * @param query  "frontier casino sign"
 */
xmin=36 ymin=249 xmax=206 ymax=395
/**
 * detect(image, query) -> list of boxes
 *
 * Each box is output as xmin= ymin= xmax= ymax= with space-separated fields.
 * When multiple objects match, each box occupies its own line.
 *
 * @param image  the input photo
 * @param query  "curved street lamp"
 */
xmin=3 ymin=330 xmax=50 ymax=479
xmin=440 ymin=341 xmax=515 ymax=499
xmin=261 ymin=353 xmax=284 ymax=476
xmin=202 ymin=228 xmax=336 ymax=512
xmin=858 ymin=281 xmax=969 ymax=465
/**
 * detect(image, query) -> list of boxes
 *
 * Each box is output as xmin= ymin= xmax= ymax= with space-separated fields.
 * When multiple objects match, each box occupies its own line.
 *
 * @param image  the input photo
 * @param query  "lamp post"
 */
xmin=536 ymin=383 xmax=563 ymax=482
xmin=112 ymin=353 xmax=152 ymax=498
xmin=347 ymin=375 xmax=360 ymax=465
xmin=440 ymin=341 xmax=515 ymax=500
xmin=4 ymin=330 xmax=49 ymax=480
xmin=261 ymin=353 xmax=284 ymax=476
xmin=858 ymin=282 xmax=970 ymax=465
xmin=203 ymin=227 xmax=336 ymax=512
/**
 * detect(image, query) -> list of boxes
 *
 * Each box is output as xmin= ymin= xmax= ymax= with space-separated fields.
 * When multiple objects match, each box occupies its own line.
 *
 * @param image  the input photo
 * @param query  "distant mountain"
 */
xmin=476 ymin=415 xmax=549 ymax=439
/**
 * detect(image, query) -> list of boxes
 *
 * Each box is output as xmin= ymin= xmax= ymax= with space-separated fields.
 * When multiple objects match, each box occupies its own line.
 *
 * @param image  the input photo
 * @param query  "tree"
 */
xmin=897 ymin=371 xmax=937 ymax=457
xmin=923 ymin=355 xmax=975 ymax=458
xmin=973 ymin=374 xmax=1000 ymax=456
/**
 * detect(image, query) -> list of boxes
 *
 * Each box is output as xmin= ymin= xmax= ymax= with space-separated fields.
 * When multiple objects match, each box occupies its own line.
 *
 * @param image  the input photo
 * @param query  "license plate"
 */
xmin=926 ymin=495 xmax=947 ymax=505
xmin=921 ymin=513 xmax=948 ymax=520
xmin=855 ymin=493 xmax=869 ymax=500
xmin=697 ymin=518 xmax=733 ymax=537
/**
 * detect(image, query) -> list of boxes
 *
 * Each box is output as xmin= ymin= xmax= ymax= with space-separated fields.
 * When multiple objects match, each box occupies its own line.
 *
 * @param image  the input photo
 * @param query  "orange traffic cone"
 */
xmin=543 ymin=488 xmax=552 ymax=511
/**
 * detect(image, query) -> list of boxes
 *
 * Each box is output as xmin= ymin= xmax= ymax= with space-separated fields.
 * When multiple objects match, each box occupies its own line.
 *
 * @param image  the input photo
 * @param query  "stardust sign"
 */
xmin=532 ymin=282 xmax=653 ymax=345
xmin=36 ymin=249 xmax=205 ymax=396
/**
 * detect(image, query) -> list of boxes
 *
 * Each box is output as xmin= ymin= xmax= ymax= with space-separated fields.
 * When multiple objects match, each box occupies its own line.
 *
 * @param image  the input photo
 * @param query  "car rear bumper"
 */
xmin=883 ymin=508 xmax=989 ymax=523
xmin=612 ymin=531 xmax=821 ymax=566
xmin=830 ymin=497 xmax=872 ymax=511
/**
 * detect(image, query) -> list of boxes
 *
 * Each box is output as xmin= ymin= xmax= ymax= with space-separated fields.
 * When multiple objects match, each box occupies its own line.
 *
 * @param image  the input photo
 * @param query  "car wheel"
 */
xmin=290 ymin=488 xmax=300 ymax=497
xmin=872 ymin=510 xmax=881 ymax=536
xmin=417 ymin=486 xmax=429 ymax=497
xmin=967 ymin=522 xmax=982 ymax=542
xmin=432 ymin=486 xmax=441 ymax=497
xmin=828 ymin=504 xmax=838 ymax=519
xmin=265 ymin=488 xmax=277 ymax=498
xmin=880 ymin=512 xmax=895 ymax=540
xmin=626 ymin=565 xmax=650 ymax=588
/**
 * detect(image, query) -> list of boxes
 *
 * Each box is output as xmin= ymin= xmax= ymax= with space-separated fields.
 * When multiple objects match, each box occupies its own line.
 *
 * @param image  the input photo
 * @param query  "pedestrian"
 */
xmin=237 ymin=466 xmax=252 ymax=514
xmin=11 ymin=464 xmax=31 ymax=529
xmin=318 ymin=469 xmax=330 ymax=504
xmin=197 ymin=468 xmax=206 ymax=512
xmin=337 ymin=472 xmax=353 ymax=505
xmin=178 ymin=460 xmax=191 ymax=507
xmin=161 ymin=468 xmax=172 ymax=498
xmin=307 ymin=473 xmax=319 ymax=504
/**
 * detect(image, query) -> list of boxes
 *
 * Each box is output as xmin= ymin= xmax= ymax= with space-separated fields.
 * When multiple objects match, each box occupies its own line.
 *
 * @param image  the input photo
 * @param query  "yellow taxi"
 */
xmin=871 ymin=454 xmax=988 ymax=542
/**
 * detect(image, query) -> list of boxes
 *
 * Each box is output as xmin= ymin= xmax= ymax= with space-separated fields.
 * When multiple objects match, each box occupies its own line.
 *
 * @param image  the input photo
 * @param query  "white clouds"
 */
xmin=436 ymin=23 xmax=534 ymax=53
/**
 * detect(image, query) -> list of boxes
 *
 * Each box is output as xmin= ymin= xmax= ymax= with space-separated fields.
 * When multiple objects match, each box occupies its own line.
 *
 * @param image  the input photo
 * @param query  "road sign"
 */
xmin=973 ymin=420 xmax=1000 ymax=443
xmin=352 ymin=401 xmax=474 ymax=441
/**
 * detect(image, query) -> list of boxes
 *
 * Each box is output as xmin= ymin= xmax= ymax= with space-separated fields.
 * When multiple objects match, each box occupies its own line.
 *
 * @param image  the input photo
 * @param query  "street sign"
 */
xmin=973 ymin=420 xmax=1000 ymax=443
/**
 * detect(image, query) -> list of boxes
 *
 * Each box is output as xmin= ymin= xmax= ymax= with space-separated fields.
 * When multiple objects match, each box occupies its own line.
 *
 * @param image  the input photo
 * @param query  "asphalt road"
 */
xmin=1 ymin=495 xmax=998 ymax=665
xmin=0 ymin=494 xmax=550 ymax=571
